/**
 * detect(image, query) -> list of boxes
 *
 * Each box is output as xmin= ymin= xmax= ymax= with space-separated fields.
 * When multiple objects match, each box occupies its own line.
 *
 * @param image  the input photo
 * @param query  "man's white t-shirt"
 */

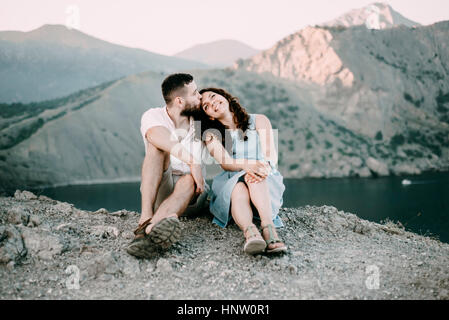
xmin=140 ymin=106 xmax=206 ymax=175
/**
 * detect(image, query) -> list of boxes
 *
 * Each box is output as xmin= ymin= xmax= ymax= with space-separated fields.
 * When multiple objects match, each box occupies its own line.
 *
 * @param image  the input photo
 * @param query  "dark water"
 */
xmin=36 ymin=171 xmax=449 ymax=243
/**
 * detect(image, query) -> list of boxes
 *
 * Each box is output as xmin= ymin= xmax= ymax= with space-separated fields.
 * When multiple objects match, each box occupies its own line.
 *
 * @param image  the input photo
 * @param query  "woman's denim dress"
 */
xmin=208 ymin=114 xmax=285 ymax=228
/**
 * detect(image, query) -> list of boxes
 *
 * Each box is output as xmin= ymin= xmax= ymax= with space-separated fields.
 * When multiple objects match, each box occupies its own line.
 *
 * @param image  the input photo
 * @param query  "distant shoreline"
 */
xmin=1 ymin=167 xmax=447 ymax=196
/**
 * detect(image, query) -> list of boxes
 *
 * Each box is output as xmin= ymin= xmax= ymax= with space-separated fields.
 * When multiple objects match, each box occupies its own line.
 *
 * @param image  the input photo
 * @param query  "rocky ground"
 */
xmin=1 ymin=190 xmax=448 ymax=300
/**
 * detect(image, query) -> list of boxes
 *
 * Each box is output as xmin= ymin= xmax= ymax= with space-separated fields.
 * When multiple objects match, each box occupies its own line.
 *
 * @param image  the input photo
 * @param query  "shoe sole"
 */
xmin=148 ymin=216 xmax=182 ymax=247
xmin=126 ymin=239 xmax=158 ymax=259
xmin=244 ymin=239 xmax=267 ymax=255
xmin=266 ymin=245 xmax=288 ymax=254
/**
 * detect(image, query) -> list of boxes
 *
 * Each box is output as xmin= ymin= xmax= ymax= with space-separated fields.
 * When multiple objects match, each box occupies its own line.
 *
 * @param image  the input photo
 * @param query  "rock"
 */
xmin=321 ymin=206 xmax=338 ymax=215
xmin=349 ymin=157 xmax=363 ymax=168
xmin=339 ymin=164 xmax=352 ymax=177
xmin=28 ymin=215 xmax=41 ymax=227
xmin=287 ymin=264 xmax=298 ymax=275
xmin=156 ymin=258 xmax=173 ymax=273
xmin=83 ymin=252 xmax=121 ymax=279
xmin=1 ymin=191 xmax=449 ymax=300
xmin=357 ymin=167 xmax=372 ymax=178
xmin=121 ymin=231 xmax=135 ymax=240
xmin=82 ymin=251 xmax=140 ymax=279
xmin=309 ymin=169 xmax=324 ymax=178
xmin=380 ymin=225 xmax=404 ymax=235
xmin=144 ymin=263 xmax=155 ymax=273
xmin=292 ymin=251 xmax=304 ymax=257
xmin=92 ymin=225 xmax=120 ymax=238
xmin=7 ymin=206 xmax=30 ymax=225
xmin=300 ymin=163 xmax=313 ymax=175
xmin=38 ymin=195 xmax=55 ymax=202
xmin=118 ymin=253 xmax=141 ymax=277
xmin=392 ymin=164 xmax=422 ymax=175
xmin=0 ymin=225 xmax=27 ymax=263
xmin=55 ymin=223 xmax=72 ymax=231
xmin=110 ymin=210 xmax=129 ymax=217
xmin=353 ymin=222 xmax=372 ymax=235
xmin=366 ymin=157 xmax=389 ymax=176
xmin=20 ymin=227 xmax=64 ymax=260
xmin=52 ymin=202 xmax=73 ymax=215
xmin=94 ymin=208 xmax=108 ymax=215
xmin=14 ymin=190 xmax=37 ymax=201
xmin=74 ymin=210 xmax=89 ymax=218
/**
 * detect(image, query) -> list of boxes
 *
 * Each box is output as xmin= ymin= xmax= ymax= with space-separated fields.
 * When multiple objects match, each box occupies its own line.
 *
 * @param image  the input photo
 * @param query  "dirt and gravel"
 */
xmin=1 ymin=190 xmax=448 ymax=300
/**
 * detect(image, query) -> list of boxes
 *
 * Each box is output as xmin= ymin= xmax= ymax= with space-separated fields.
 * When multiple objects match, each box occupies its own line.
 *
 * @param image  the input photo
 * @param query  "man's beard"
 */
xmin=181 ymin=104 xmax=202 ymax=118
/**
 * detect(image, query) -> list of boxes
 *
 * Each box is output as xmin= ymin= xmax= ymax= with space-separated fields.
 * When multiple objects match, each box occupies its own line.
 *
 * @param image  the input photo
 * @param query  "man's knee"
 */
xmin=175 ymin=174 xmax=195 ymax=190
xmin=144 ymin=142 xmax=170 ymax=171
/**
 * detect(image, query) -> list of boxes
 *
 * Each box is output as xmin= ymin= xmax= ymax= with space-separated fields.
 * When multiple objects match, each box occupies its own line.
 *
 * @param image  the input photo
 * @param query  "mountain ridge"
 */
xmin=174 ymin=39 xmax=259 ymax=67
xmin=321 ymin=2 xmax=420 ymax=29
xmin=0 ymin=24 xmax=208 ymax=103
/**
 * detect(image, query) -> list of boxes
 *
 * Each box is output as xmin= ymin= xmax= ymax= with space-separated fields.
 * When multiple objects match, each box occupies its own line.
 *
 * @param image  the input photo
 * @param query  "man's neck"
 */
xmin=166 ymin=105 xmax=189 ymax=128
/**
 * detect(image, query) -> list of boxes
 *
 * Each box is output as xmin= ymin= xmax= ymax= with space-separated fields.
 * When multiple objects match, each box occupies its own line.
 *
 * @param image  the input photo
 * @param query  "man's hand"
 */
xmin=190 ymin=164 xmax=205 ymax=194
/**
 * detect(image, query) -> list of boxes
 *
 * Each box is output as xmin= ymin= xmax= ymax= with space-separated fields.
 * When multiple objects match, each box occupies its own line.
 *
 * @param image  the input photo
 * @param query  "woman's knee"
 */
xmin=231 ymin=182 xmax=250 ymax=201
xmin=244 ymin=174 xmax=267 ymax=186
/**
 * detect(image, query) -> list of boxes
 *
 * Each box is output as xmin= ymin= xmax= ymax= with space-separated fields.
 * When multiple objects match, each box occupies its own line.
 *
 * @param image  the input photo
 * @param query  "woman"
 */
xmin=195 ymin=87 xmax=287 ymax=255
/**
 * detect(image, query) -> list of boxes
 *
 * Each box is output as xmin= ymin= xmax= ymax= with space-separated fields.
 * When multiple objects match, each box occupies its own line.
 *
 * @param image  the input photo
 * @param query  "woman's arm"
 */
xmin=204 ymin=132 xmax=268 ymax=181
xmin=255 ymin=114 xmax=278 ymax=168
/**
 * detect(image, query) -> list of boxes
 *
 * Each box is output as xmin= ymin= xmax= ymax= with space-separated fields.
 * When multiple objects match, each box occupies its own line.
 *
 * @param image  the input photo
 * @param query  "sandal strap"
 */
xmin=262 ymin=224 xmax=282 ymax=244
xmin=244 ymin=225 xmax=259 ymax=239
xmin=133 ymin=217 xmax=153 ymax=235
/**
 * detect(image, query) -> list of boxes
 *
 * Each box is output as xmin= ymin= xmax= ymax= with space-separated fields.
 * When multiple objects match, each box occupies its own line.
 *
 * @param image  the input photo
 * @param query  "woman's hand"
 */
xmin=243 ymin=160 xmax=271 ymax=183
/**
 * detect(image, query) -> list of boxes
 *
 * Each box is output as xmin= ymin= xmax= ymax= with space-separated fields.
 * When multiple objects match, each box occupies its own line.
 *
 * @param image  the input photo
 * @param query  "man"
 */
xmin=127 ymin=73 xmax=209 ymax=258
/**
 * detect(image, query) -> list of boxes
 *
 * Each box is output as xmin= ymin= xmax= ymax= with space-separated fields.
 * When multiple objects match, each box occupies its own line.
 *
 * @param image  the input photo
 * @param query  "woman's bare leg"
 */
xmin=230 ymin=182 xmax=253 ymax=231
xmin=230 ymin=182 xmax=265 ymax=244
xmin=244 ymin=175 xmax=285 ymax=250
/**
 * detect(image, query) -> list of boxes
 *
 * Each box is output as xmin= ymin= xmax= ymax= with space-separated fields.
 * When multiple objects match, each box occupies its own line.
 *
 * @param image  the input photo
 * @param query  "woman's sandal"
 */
xmin=243 ymin=224 xmax=267 ymax=255
xmin=261 ymin=224 xmax=288 ymax=254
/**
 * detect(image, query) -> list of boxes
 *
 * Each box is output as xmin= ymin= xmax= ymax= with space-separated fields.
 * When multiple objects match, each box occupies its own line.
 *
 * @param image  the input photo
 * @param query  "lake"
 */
xmin=36 ymin=171 xmax=449 ymax=243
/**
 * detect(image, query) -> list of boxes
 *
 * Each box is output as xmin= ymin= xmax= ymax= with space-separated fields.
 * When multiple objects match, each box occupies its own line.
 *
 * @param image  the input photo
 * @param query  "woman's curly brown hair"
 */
xmin=190 ymin=88 xmax=251 ymax=153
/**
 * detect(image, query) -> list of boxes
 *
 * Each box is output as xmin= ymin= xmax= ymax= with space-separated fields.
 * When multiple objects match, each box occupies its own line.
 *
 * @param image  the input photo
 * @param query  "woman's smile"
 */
xmin=201 ymin=91 xmax=228 ymax=118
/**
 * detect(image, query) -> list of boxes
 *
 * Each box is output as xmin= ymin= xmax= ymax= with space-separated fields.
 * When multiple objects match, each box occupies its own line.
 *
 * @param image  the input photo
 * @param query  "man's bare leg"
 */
xmin=144 ymin=174 xmax=196 ymax=235
xmin=139 ymin=142 xmax=170 ymax=226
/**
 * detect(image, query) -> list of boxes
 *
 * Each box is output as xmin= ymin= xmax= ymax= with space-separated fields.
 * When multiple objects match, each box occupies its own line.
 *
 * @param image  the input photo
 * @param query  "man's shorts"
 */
xmin=153 ymin=166 xmax=210 ymax=217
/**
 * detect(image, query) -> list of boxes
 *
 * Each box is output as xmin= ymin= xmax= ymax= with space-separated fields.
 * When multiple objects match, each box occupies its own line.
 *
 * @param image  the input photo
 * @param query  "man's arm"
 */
xmin=146 ymin=126 xmax=198 ymax=165
xmin=146 ymin=126 xmax=204 ymax=194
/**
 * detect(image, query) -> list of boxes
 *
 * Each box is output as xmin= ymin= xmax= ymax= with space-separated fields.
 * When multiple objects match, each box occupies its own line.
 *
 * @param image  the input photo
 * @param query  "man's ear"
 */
xmin=175 ymin=96 xmax=183 ymax=105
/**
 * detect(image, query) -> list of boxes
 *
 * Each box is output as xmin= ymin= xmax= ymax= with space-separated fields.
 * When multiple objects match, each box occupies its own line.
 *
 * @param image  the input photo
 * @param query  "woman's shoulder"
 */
xmin=252 ymin=114 xmax=271 ymax=129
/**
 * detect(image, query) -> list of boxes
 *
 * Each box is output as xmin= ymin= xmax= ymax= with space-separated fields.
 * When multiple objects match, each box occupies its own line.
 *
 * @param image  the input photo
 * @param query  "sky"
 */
xmin=1 ymin=0 xmax=449 ymax=55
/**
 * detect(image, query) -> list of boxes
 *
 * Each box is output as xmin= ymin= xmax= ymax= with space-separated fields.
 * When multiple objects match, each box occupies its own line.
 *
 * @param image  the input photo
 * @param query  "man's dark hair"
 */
xmin=161 ymin=73 xmax=194 ymax=104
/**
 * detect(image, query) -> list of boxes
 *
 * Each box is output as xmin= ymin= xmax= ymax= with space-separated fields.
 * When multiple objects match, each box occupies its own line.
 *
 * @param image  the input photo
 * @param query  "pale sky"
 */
xmin=1 ymin=0 xmax=448 ymax=55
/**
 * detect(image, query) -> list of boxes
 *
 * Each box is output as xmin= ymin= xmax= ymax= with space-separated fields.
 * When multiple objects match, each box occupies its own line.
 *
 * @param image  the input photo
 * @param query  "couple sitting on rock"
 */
xmin=126 ymin=73 xmax=287 ymax=258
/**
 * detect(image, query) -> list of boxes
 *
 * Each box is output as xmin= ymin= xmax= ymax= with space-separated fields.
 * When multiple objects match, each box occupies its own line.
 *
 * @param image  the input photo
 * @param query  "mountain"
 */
xmin=0 ymin=69 xmax=384 ymax=191
xmin=321 ymin=2 xmax=420 ymax=29
xmin=1 ymin=7 xmax=449 ymax=191
xmin=174 ymin=39 xmax=259 ymax=67
xmin=1 ymin=66 xmax=448 ymax=192
xmin=0 ymin=24 xmax=207 ymax=103
xmin=234 ymin=19 xmax=449 ymax=142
